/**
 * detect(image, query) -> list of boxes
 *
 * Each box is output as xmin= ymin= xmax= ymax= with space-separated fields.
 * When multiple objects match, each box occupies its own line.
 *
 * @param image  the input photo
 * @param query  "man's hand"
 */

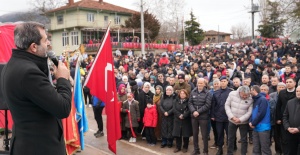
xmin=193 ymin=111 xmax=199 ymax=117
xmin=288 ymin=127 xmax=300 ymax=134
xmin=276 ymin=120 xmax=282 ymax=124
xmin=249 ymin=122 xmax=255 ymax=129
xmin=211 ymin=118 xmax=215 ymax=121
xmin=54 ymin=61 xmax=70 ymax=80
xmin=164 ymin=112 xmax=168 ymax=116
xmin=234 ymin=118 xmax=241 ymax=123
xmin=179 ymin=114 xmax=184 ymax=119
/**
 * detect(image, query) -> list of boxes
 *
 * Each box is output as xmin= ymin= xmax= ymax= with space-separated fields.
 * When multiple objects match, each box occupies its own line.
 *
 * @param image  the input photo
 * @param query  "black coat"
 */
xmin=211 ymin=87 xmax=232 ymax=122
xmin=276 ymin=89 xmax=296 ymax=121
xmin=1 ymin=49 xmax=72 ymax=155
xmin=188 ymin=88 xmax=212 ymax=120
xmin=137 ymin=90 xmax=154 ymax=118
xmin=172 ymin=98 xmax=192 ymax=138
xmin=160 ymin=93 xmax=176 ymax=138
xmin=283 ymin=98 xmax=300 ymax=130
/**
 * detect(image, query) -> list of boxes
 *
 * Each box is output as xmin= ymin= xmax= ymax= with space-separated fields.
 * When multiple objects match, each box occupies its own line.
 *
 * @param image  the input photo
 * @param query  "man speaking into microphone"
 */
xmin=1 ymin=22 xmax=72 ymax=155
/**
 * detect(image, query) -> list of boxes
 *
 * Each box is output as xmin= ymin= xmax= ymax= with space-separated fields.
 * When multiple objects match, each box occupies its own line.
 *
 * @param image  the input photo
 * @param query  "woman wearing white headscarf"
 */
xmin=136 ymin=82 xmax=154 ymax=138
xmin=160 ymin=86 xmax=176 ymax=148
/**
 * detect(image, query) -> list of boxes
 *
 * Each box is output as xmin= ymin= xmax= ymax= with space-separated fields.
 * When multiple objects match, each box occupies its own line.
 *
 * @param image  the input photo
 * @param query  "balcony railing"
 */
xmin=82 ymin=42 xmax=183 ymax=52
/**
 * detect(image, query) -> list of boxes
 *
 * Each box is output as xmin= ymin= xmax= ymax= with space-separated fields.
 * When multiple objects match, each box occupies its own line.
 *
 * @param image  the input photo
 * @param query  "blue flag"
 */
xmin=74 ymin=62 xmax=89 ymax=150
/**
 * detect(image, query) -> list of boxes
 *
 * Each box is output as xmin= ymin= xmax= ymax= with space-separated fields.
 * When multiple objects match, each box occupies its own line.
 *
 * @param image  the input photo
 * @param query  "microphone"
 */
xmin=47 ymin=51 xmax=58 ymax=67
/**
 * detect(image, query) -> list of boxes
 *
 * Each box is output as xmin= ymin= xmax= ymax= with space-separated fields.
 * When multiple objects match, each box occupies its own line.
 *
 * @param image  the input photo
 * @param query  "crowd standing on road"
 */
xmin=81 ymin=41 xmax=300 ymax=155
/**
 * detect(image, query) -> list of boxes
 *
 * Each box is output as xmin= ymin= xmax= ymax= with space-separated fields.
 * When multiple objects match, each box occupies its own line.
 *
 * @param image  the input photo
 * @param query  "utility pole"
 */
xmin=249 ymin=0 xmax=259 ymax=42
xmin=217 ymin=25 xmax=219 ymax=43
xmin=183 ymin=16 xmax=185 ymax=51
xmin=140 ymin=0 xmax=145 ymax=57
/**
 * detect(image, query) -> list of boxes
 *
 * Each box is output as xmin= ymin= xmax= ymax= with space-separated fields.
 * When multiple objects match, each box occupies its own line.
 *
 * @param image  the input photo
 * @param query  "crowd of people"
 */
xmin=82 ymin=40 xmax=300 ymax=155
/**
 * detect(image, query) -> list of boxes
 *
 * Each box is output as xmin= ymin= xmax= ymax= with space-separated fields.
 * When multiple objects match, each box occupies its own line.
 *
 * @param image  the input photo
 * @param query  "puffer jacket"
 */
xmin=225 ymin=88 xmax=253 ymax=124
xmin=143 ymin=105 xmax=158 ymax=127
xmin=188 ymin=88 xmax=212 ymax=120
xmin=211 ymin=87 xmax=232 ymax=122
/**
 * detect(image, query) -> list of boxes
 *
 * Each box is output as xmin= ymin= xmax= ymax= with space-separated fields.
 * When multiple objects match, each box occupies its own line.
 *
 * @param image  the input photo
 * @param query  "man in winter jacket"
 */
xmin=174 ymin=73 xmax=191 ymax=94
xmin=280 ymin=65 xmax=296 ymax=83
xmin=282 ymin=86 xmax=300 ymax=155
xmin=211 ymin=76 xmax=232 ymax=155
xmin=249 ymin=85 xmax=272 ymax=155
xmin=225 ymin=86 xmax=253 ymax=155
xmin=188 ymin=78 xmax=212 ymax=155
xmin=158 ymin=55 xmax=170 ymax=67
xmin=269 ymin=82 xmax=286 ymax=155
xmin=1 ymin=22 xmax=72 ymax=155
xmin=276 ymin=77 xmax=296 ymax=154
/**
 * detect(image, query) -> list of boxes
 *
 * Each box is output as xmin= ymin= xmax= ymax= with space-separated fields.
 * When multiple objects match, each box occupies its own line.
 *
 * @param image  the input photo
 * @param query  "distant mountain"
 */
xmin=0 ymin=11 xmax=49 ymax=27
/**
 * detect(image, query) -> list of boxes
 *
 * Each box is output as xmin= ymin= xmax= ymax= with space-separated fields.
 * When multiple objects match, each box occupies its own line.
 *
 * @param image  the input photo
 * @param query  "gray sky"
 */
xmin=0 ymin=0 xmax=261 ymax=34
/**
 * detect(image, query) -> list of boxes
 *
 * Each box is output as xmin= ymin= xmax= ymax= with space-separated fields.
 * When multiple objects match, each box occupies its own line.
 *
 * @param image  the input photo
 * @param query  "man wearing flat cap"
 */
xmin=174 ymin=74 xmax=191 ymax=94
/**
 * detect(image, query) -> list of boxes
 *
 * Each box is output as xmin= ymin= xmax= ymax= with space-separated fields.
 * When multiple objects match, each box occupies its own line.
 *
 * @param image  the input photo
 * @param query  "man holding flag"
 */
xmin=84 ymin=26 xmax=121 ymax=154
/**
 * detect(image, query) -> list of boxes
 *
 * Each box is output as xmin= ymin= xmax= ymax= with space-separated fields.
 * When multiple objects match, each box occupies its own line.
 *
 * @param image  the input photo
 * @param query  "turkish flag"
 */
xmin=84 ymin=28 xmax=121 ymax=154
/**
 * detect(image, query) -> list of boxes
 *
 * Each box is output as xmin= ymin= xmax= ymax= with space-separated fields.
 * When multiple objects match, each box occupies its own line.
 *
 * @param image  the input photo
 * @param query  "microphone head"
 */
xmin=47 ymin=50 xmax=56 ymax=59
xmin=47 ymin=51 xmax=58 ymax=66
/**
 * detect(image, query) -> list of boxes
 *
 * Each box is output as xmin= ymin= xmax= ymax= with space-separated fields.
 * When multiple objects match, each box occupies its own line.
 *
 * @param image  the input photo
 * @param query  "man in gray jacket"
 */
xmin=188 ymin=78 xmax=212 ymax=155
xmin=225 ymin=86 xmax=253 ymax=155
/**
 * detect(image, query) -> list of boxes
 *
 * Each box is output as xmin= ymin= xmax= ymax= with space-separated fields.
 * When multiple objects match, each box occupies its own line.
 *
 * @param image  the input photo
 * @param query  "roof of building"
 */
xmin=205 ymin=30 xmax=231 ymax=36
xmin=46 ymin=0 xmax=137 ymax=14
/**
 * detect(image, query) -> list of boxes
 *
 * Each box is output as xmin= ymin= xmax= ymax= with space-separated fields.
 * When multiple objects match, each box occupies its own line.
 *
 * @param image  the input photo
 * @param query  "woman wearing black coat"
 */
xmin=160 ymin=86 xmax=176 ymax=148
xmin=172 ymin=89 xmax=192 ymax=153
xmin=136 ymin=82 xmax=154 ymax=138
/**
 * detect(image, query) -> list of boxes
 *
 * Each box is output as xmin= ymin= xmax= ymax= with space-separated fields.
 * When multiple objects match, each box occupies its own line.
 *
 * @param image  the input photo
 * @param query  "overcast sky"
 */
xmin=0 ymin=0 xmax=261 ymax=34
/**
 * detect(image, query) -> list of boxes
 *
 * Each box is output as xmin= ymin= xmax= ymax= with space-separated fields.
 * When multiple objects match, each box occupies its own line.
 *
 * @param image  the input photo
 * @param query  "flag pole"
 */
xmin=83 ymin=21 xmax=111 ymax=87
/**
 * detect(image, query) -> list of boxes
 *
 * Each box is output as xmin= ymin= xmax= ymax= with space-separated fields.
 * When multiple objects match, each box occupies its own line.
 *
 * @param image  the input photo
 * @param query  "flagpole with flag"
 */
xmin=74 ymin=58 xmax=89 ymax=150
xmin=84 ymin=24 xmax=121 ymax=154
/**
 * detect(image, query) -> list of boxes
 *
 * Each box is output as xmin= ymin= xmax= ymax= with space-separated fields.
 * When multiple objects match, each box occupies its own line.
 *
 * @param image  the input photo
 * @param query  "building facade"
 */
xmin=46 ymin=0 xmax=136 ymax=55
xmin=203 ymin=30 xmax=231 ymax=43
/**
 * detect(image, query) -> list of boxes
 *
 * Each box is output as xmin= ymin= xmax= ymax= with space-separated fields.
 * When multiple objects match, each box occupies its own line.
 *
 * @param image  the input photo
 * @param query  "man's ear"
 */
xmin=28 ymin=43 xmax=37 ymax=53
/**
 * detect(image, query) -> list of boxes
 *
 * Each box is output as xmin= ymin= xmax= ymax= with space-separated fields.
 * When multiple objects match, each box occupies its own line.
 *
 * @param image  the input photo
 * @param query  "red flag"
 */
xmin=62 ymin=94 xmax=80 ymax=155
xmin=84 ymin=28 xmax=121 ymax=154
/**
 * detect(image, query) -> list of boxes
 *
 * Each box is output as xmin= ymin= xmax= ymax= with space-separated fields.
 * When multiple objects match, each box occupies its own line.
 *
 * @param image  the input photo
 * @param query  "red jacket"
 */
xmin=143 ymin=105 xmax=158 ymax=127
xmin=158 ymin=57 xmax=169 ymax=67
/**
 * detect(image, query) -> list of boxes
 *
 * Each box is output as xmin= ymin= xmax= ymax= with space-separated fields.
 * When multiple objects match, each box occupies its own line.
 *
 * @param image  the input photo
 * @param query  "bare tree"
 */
xmin=259 ymin=0 xmax=269 ymax=24
xmin=236 ymin=23 xmax=249 ymax=40
xmin=230 ymin=26 xmax=237 ymax=39
xmin=29 ymin=0 xmax=67 ymax=14
xmin=231 ymin=23 xmax=249 ymax=40
xmin=144 ymin=0 xmax=186 ymax=42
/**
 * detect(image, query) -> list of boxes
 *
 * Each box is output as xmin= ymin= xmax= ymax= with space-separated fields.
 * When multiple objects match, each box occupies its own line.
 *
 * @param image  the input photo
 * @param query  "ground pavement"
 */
xmin=76 ymin=107 xmax=276 ymax=155
xmin=0 ymin=107 xmax=276 ymax=155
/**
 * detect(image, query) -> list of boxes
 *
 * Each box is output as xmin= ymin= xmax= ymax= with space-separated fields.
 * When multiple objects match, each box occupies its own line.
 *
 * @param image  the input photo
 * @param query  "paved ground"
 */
xmin=0 ymin=107 xmax=277 ymax=155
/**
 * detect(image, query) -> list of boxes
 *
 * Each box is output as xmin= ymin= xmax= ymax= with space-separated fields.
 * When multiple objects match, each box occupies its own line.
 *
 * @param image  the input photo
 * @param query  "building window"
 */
xmin=104 ymin=16 xmax=108 ymax=27
xmin=114 ymin=16 xmax=120 ymax=25
xmin=71 ymin=31 xmax=78 ymax=45
xmin=87 ymin=13 xmax=94 ymax=22
xmin=57 ymin=15 xmax=63 ymax=25
xmin=62 ymin=32 xmax=69 ymax=46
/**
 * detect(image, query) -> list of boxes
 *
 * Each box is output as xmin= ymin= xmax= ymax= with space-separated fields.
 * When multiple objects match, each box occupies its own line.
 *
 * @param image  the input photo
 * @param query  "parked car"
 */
xmin=215 ymin=42 xmax=229 ymax=49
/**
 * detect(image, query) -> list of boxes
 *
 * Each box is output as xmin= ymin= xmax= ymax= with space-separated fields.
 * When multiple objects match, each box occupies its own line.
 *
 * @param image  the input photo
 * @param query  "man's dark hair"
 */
xmin=14 ymin=22 xmax=45 ymax=50
xmin=251 ymin=85 xmax=261 ymax=94
xmin=286 ymin=77 xmax=296 ymax=82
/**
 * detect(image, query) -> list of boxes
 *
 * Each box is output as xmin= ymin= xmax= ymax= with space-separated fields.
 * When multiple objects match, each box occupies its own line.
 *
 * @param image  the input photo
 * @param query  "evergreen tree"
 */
xmin=184 ymin=11 xmax=204 ymax=46
xmin=123 ymin=10 xmax=160 ymax=41
xmin=257 ymin=0 xmax=286 ymax=38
